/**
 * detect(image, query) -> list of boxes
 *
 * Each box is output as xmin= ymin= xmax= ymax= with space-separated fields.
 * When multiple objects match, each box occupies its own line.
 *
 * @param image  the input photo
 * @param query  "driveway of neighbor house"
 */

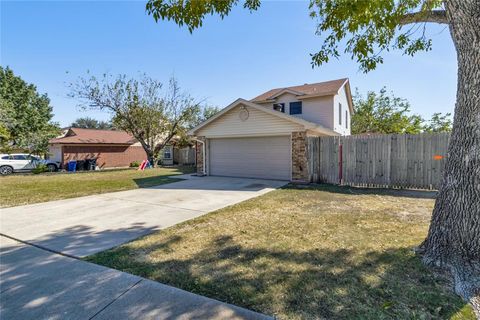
xmin=0 ymin=175 xmax=286 ymax=258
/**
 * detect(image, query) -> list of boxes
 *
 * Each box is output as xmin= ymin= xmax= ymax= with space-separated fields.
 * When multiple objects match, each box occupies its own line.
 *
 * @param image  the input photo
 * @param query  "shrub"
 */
xmin=32 ymin=164 xmax=48 ymax=174
xmin=130 ymin=161 xmax=140 ymax=168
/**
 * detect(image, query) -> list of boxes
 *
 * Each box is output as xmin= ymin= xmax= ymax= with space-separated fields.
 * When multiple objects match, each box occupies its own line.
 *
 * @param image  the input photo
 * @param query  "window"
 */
xmin=345 ymin=110 xmax=348 ymax=129
xmin=12 ymin=155 xmax=26 ymax=160
xmin=163 ymin=146 xmax=172 ymax=159
xmin=273 ymin=103 xmax=285 ymax=113
xmin=338 ymin=103 xmax=342 ymax=125
xmin=1 ymin=156 xmax=11 ymax=160
xmin=289 ymin=101 xmax=302 ymax=115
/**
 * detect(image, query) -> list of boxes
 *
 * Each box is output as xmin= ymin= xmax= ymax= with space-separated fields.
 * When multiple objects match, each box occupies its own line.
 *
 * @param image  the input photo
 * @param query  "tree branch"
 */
xmin=399 ymin=10 xmax=448 ymax=25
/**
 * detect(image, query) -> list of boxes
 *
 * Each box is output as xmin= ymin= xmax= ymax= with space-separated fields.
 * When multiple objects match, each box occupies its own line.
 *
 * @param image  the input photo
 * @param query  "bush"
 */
xmin=129 ymin=161 xmax=140 ymax=168
xmin=32 ymin=164 xmax=48 ymax=174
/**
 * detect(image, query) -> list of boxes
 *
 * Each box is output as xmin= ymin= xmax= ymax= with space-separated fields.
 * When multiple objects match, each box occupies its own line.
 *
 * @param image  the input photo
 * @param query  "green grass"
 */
xmin=0 ymin=166 xmax=194 ymax=208
xmin=87 ymin=184 xmax=475 ymax=319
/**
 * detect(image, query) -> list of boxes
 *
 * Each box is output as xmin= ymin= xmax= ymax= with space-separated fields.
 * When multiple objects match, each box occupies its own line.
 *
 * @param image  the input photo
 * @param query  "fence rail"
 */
xmin=308 ymin=133 xmax=450 ymax=190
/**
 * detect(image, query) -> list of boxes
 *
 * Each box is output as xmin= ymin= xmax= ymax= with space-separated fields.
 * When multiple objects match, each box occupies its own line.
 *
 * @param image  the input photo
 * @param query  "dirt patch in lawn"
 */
xmin=87 ymin=184 xmax=475 ymax=319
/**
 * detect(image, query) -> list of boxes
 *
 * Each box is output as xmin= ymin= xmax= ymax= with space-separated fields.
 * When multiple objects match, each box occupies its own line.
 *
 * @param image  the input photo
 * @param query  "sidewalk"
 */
xmin=0 ymin=236 xmax=272 ymax=320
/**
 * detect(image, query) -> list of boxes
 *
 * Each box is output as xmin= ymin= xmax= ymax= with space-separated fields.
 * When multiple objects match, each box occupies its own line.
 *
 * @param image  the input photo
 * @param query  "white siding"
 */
xmin=333 ymin=86 xmax=351 ymax=135
xmin=257 ymin=94 xmax=334 ymax=131
xmin=196 ymin=104 xmax=304 ymax=137
xmin=209 ymin=136 xmax=291 ymax=180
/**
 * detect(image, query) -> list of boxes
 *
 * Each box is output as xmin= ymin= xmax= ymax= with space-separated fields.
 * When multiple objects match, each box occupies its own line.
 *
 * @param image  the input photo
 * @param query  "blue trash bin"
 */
xmin=68 ymin=160 xmax=77 ymax=172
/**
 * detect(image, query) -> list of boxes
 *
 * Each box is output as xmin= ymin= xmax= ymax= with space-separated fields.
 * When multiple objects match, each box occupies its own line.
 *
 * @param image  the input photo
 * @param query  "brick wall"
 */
xmin=291 ymin=131 xmax=308 ymax=182
xmin=195 ymin=137 xmax=206 ymax=174
xmin=62 ymin=145 xmax=147 ymax=169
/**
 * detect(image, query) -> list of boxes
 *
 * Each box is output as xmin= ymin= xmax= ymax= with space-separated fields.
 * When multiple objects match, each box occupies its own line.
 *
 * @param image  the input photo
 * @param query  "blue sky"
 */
xmin=1 ymin=0 xmax=457 ymax=127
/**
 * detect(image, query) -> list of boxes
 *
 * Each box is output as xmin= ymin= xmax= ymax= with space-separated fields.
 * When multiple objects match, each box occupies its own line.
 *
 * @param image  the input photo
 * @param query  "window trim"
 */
xmin=345 ymin=110 xmax=348 ymax=129
xmin=163 ymin=146 xmax=172 ymax=159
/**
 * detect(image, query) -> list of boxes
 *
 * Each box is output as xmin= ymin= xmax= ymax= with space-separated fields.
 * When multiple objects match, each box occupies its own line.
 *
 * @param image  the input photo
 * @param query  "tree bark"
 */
xmin=420 ymin=0 xmax=480 ymax=316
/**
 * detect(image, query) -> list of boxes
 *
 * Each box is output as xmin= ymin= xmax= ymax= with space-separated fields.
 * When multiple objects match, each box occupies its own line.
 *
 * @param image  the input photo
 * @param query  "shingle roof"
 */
xmin=49 ymin=128 xmax=137 ymax=145
xmin=251 ymin=78 xmax=348 ymax=102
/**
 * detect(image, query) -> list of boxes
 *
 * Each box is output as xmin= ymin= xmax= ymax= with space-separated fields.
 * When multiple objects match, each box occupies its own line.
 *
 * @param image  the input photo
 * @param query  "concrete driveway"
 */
xmin=0 ymin=175 xmax=286 ymax=258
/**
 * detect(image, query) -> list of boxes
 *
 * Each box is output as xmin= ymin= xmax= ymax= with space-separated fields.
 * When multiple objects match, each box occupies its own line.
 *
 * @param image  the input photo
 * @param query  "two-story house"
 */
xmin=188 ymin=78 xmax=354 ymax=182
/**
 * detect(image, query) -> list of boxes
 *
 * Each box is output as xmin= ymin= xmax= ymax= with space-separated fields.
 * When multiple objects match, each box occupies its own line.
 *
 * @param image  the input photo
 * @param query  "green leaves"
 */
xmin=308 ymin=0 xmax=444 ymax=72
xmin=146 ymin=0 xmax=261 ymax=33
xmin=70 ymin=73 xmax=203 ymax=165
xmin=351 ymin=87 xmax=451 ymax=134
xmin=0 ymin=67 xmax=60 ymax=154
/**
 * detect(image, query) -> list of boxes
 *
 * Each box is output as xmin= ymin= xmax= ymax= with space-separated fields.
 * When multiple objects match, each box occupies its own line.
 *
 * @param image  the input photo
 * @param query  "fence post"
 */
xmin=338 ymin=142 xmax=343 ymax=185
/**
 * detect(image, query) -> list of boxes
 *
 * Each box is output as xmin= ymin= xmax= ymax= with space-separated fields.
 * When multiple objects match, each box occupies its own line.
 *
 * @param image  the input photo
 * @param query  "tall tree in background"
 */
xmin=424 ymin=112 xmax=453 ymax=133
xmin=352 ymin=88 xmax=452 ymax=134
xmin=71 ymin=117 xmax=113 ymax=130
xmin=0 ymin=67 xmax=59 ymax=154
xmin=352 ymin=88 xmax=423 ymax=134
xmin=69 ymin=73 xmax=201 ymax=166
xmin=146 ymin=0 xmax=480 ymax=313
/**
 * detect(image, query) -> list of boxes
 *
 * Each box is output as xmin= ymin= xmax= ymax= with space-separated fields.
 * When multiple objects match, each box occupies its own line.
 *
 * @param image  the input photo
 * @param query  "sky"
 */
xmin=1 ymin=0 xmax=457 ymax=127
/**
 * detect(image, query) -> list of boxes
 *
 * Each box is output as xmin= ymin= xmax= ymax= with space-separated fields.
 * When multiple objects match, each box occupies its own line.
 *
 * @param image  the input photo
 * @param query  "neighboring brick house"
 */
xmin=188 ymin=78 xmax=354 ymax=182
xmin=48 ymin=128 xmax=147 ymax=169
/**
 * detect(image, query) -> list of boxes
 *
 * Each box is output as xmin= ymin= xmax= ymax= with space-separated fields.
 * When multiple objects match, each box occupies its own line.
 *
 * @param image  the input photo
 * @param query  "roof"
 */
xmin=49 ymin=128 xmax=137 ymax=145
xmin=188 ymin=99 xmax=338 ymax=137
xmin=251 ymin=78 xmax=349 ymax=102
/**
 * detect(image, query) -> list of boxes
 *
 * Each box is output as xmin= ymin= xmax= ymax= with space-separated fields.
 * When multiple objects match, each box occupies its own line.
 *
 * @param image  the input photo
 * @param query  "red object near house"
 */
xmin=48 ymin=128 xmax=147 ymax=169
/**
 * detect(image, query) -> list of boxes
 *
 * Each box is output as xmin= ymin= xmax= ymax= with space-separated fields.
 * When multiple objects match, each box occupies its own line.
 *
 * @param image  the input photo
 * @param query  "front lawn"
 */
xmin=87 ymin=184 xmax=475 ymax=319
xmin=0 ymin=166 xmax=193 ymax=208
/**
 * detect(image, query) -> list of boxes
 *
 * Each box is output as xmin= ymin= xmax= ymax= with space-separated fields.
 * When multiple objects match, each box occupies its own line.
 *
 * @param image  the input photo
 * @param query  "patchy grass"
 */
xmin=87 ymin=184 xmax=475 ymax=319
xmin=0 ymin=166 xmax=193 ymax=207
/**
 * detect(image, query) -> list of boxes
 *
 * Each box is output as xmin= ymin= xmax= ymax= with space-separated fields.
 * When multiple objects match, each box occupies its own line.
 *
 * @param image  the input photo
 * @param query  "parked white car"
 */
xmin=0 ymin=154 xmax=60 ymax=175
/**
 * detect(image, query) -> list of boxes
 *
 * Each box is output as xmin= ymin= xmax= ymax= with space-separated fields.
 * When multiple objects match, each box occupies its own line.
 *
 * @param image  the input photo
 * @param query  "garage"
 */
xmin=209 ymin=136 xmax=291 ymax=180
xmin=188 ymin=99 xmax=335 ymax=182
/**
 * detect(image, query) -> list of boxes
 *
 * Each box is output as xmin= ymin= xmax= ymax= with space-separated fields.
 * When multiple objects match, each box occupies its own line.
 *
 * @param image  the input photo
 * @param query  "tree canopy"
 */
xmin=351 ymin=88 xmax=451 ymax=135
xmin=0 ymin=66 xmax=59 ymax=154
xmin=69 ymin=73 xmax=202 ymax=166
xmin=71 ymin=117 xmax=114 ymax=130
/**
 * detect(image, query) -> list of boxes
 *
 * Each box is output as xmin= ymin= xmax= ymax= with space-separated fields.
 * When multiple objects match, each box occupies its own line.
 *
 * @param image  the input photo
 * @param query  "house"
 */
xmin=48 ymin=128 xmax=147 ymax=169
xmin=188 ymin=78 xmax=354 ymax=182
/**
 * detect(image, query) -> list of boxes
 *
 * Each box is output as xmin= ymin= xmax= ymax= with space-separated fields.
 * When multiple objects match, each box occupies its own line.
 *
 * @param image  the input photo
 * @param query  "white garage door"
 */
xmin=209 ymin=136 xmax=291 ymax=180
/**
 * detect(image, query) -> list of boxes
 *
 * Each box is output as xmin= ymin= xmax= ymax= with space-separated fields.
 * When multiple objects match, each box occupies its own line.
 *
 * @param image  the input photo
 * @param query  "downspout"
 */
xmin=192 ymin=138 xmax=206 ymax=176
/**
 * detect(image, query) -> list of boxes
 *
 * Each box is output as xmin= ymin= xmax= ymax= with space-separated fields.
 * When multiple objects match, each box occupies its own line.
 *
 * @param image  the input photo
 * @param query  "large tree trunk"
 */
xmin=420 ymin=0 xmax=480 ymax=315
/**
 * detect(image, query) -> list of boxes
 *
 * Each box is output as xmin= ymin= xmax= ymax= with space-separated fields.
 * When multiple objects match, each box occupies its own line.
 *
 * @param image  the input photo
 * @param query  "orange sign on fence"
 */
xmin=433 ymin=155 xmax=444 ymax=160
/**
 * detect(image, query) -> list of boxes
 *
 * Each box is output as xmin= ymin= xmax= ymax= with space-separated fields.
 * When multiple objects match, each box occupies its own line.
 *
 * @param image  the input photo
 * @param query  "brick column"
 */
xmin=195 ymin=137 xmax=206 ymax=175
xmin=291 ymin=131 xmax=308 ymax=182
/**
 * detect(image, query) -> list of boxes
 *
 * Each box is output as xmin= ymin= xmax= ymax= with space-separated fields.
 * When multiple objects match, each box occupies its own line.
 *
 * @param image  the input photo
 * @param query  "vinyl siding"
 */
xmin=257 ymin=94 xmax=334 ymax=130
xmin=196 ymin=104 xmax=304 ymax=137
xmin=333 ymin=86 xmax=351 ymax=135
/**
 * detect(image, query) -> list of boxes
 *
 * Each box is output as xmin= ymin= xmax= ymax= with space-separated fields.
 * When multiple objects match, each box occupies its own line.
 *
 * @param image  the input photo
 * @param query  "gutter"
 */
xmin=192 ymin=138 xmax=206 ymax=176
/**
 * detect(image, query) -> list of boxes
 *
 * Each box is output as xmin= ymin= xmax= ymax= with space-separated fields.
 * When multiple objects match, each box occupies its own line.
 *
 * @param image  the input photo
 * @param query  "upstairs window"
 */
xmin=289 ymin=101 xmax=302 ymax=115
xmin=345 ymin=110 xmax=348 ymax=129
xmin=273 ymin=103 xmax=285 ymax=113
xmin=338 ymin=103 xmax=342 ymax=125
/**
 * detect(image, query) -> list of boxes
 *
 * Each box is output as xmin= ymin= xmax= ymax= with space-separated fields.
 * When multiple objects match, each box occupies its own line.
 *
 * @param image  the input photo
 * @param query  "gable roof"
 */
xmin=251 ymin=78 xmax=349 ymax=103
xmin=188 ymin=98 xmax=337 ymax=136
xmin=49 ymin=128 xmax=137 ymax=145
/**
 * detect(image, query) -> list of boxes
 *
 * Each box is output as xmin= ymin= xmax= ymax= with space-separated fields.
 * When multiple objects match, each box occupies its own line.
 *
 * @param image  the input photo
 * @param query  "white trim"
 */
xmin=268 ymin=88 xmax=305 ymax=100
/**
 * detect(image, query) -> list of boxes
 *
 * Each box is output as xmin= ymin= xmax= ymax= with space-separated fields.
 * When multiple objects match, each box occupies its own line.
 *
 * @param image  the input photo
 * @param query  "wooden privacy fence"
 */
xmin=174 ymin=147 xmax=195 ymax=165
xmin=308 ymin=133 xmax=450 ymax=190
